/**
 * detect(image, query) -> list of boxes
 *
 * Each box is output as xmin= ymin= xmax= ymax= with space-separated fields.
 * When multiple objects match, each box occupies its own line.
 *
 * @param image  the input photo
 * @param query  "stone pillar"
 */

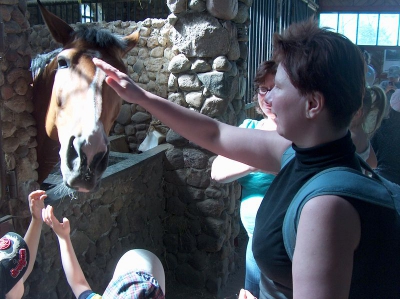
xmin=162 ymin=0 xmax=251 ymax=294
xmin=0 ymin=0 xmax=39 ymax=231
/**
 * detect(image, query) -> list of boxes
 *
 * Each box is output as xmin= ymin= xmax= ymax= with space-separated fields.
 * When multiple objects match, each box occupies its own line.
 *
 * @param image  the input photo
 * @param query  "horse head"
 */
xmin=32 ymin=0 xmax=139 ymax=192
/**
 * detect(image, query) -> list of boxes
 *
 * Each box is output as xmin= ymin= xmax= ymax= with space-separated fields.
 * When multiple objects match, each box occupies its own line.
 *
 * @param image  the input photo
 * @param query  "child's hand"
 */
xmin=238 ymin=289 xmax=257 ymax=299
xmin=28 ymin=190 xmax=46 ymax=221
xmin=42 ymin=205 xmax=71 ymax=240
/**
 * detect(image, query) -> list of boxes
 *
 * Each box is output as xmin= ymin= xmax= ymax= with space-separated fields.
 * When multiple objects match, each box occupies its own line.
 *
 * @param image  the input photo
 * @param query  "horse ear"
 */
xmin=121 ymin=30 xmax=140 ymax=57
xmin=37 ymin=0 xmax=74 ymax=45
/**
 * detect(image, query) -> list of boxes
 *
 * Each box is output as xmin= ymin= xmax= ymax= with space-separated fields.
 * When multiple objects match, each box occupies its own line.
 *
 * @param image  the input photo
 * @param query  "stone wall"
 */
xmin=1 ymin=0 xmax=253 ymax=296
xmin=161 ymin=0 xmax=250 ymax=291
xmin=0 ymin=0 xmax=39 ymax=232
xmin=25 ymin=145 xmax=169 ymax=299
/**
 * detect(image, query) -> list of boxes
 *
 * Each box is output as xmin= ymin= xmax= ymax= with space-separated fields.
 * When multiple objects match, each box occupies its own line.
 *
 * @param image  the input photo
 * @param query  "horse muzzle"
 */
xmin=60 ymin=134 xmax=110 ymax=192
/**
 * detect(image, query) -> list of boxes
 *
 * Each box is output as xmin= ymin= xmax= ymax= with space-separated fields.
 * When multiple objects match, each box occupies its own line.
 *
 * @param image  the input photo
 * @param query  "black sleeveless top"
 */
xmin=253 ymin=132 xmax=400 ymax=298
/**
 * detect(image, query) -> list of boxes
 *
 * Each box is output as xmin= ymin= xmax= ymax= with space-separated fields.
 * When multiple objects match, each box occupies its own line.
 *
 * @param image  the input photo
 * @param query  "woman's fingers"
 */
xmin=93 ymin=58 xmax=122 ymax=79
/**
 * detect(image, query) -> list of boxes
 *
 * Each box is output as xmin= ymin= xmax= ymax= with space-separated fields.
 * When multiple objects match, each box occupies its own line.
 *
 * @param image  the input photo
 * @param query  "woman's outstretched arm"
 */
xmin=94 ymin=58 xmax=291 ymax=173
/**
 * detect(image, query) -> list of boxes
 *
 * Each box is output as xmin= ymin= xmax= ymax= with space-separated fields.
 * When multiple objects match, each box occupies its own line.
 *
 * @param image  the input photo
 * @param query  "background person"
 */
xmin=42 ymin=205 xmax=165 ymax=299
xmin=380 ymin=65 xmax=400 ymax=99
xmin=360 ymin=48 xmax=376 ymax=87
xmin=211 ymin=60 xmax=277 ymax=298
xmin=371 ymin=89 xmax=400 ymax=185
xmin=350 ymin=85 xmax=388 ymax=167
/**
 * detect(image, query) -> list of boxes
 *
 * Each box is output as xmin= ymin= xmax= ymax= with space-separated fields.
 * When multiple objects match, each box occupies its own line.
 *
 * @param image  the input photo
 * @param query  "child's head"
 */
xmin=0 ymin=232 xmax=30 ymax=299
xmin=272 ymin=18 xmax=365 ymax=130
xmin=352 ymin=85 xmax=388 ymax=137
xmin=390 ymin=89 xmax=400 ymax=112
xmin=103 ymin=249 xmax=165 ymax=297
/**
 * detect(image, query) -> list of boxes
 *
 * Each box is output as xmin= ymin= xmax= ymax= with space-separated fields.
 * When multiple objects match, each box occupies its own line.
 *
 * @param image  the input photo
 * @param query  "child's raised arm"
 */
xmin=42 ymin=205 xmax=92 ymax=298
xmin=23 ymin=190 xmax=46 ymax=281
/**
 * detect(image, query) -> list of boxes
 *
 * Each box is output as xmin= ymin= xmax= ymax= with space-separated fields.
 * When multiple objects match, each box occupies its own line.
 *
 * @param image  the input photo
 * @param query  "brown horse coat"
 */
xmin=32 ymin=0 xmax=139 ymax=192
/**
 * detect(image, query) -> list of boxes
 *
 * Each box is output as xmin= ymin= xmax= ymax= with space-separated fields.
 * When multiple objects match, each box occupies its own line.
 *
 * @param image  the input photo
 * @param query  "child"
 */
xmin=42 ymin=205 xmax=165 ymax=299
xmin=1 ymin=190 xmax=46 ymax=299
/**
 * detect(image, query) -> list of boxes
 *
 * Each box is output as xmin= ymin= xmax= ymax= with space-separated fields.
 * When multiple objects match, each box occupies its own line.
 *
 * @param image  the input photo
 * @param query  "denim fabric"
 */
xmin=245 ymin=235 xmax=261 ymax=298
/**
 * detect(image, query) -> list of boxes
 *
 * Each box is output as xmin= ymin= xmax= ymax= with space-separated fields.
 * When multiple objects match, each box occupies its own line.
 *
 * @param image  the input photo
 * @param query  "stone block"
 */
xmin=109 ymin=135 xmax=130 ymax=153
xmin=176 ymin=263 xmax=205 ymax=289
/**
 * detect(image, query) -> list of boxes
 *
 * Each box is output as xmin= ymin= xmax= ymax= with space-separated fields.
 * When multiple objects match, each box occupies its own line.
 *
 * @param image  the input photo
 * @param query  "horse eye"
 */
xmin=57 ymin=58 xmax=69 ymax=69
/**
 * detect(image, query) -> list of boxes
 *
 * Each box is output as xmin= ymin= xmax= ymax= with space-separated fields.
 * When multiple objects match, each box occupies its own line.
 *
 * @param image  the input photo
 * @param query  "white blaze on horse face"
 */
xmin=80 ymin=65 xmax=109 ymax=165
xmin=55 ymin=51 xmax=109 ymax=190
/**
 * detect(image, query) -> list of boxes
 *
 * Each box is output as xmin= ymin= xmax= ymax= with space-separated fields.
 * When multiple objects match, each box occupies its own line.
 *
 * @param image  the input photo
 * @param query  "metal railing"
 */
xmin=28 ymin=0 xmax=169 ymax=25
xmin=246 ymin=0 xmax=277 ymax=117
xmin=245 ymin=0 xmax=318 ymax=119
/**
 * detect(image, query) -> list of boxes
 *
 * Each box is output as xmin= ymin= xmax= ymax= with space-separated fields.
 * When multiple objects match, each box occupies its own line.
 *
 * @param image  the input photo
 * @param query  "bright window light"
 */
xmin=319 ymin=12 xmax=400 ymax=46
xmin=338 ymin=14 xmax=357 ymax=43
xmin=319 ymin=13 xmax=338 ymax=31
xmin=357 ymin=14 xmax=378 ymax=45
xmin=378 ymin=14 xmax=399 ymax=46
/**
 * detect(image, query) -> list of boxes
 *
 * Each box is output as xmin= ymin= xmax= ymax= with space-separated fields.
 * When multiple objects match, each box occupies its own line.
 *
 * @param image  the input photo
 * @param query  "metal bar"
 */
xmin=0 ymin=20 xmax=5 ymax=203
xmin=114 ymin=1 xmax=117 ymax=22
xmin=0 ymin=110 xmax=7 ymax=204
xmin=356 ymin=13 xmax=359 ymax=44
xmin=376 ymin=13 xmax=380 ymax=46
xmin=0 ymin=19 xmax=4 ymax=53
xmin=398 ymin=15 xmax=400 ymax=46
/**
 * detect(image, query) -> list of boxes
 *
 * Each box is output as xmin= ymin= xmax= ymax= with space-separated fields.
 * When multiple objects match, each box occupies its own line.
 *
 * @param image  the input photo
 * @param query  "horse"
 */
xmin=31 ymin=0 xmax=139 ymax=192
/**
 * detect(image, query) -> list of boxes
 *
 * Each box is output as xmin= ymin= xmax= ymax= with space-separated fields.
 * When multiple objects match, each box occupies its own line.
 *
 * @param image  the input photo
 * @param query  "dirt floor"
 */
xmin=167 ymin=227 xmax=248 ymax=299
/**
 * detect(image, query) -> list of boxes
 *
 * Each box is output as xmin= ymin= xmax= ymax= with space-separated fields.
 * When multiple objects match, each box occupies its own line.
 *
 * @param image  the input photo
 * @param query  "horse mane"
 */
xmin=74 ymin=25 xmax=128 ymax=50
xmin=31 ymin=25 xmax=128 ymax=80
xmin=31 ymin=48 xmax=62 ymax=80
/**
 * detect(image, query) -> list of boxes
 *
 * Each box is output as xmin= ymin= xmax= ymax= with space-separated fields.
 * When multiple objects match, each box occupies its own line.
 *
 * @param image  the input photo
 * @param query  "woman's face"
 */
xmin=258 ymin=73 xmax=276 ymax=119
xmin=265 ymin=64 xmax=306 ymax=141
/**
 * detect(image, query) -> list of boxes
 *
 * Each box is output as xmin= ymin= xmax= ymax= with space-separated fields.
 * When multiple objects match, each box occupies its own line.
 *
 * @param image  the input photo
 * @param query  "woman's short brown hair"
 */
xmin=272 ymin=18 xmax=365 ymax=129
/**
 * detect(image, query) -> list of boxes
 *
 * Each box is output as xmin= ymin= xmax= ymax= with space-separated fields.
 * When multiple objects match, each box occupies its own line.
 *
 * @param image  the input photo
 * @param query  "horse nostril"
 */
xmin=91 ymin=150 xmax=109 ymax=175
xmin=66 ymin=136 xmax=79 ymax=170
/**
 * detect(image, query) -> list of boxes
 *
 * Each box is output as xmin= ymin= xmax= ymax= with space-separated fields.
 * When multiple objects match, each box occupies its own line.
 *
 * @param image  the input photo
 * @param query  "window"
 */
xmin=319 ymin=12 xmax=400 ymax=46
xmin=81 ymin=3 xmax=103 ymax=23
xmin=81 ymin=4 xmax=93 ymax=23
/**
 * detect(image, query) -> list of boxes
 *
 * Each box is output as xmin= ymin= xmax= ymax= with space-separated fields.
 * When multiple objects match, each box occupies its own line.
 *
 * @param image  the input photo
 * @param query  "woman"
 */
xmin=211 ymin=60 xmax=277 ymax=298
xmin=94 ymin=18 xmax=400 ymax=298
